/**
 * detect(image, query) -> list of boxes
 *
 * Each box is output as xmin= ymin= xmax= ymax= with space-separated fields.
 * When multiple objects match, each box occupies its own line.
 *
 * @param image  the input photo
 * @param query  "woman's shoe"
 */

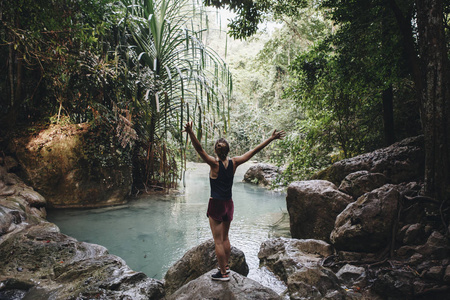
xmin=217 ymin=264 xmax=230 ymax=275
xmin=211 ymin=270 xmax=230 ymax=281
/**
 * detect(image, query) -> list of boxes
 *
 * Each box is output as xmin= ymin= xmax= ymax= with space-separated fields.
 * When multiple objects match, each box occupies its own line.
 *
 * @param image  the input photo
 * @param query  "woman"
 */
xmin=184 ymin=121 xmax=285 ymax=281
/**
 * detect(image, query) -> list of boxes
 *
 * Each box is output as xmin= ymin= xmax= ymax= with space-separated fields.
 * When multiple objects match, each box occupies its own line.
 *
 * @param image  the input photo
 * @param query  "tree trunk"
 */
xmin=382 ymin=85 xmax=395 ymax=146
xmin=416 ymin=0 xmax=450 ymax=199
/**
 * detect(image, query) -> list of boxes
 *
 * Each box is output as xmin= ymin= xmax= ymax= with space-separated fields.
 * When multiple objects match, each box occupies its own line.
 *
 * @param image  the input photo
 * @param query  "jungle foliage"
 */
xmin=1 ymin=0 xmax=231 ymax=190
xmin=208 ymin=0 xmax=449 ymax=198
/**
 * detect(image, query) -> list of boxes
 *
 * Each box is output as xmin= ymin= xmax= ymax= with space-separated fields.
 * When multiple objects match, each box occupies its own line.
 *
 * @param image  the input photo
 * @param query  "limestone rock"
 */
xmin=0 ymin=223 xmax=164 ymax=299
xmin=330 ymin=184 xmax=400 ymax=252
xmin=258 ymin=237 xmax=348 ymax=300
xmin=335 ymin=264 xmax=365 ymax=284
xmin=286 ymin=180 xmax=353 ymax=242
xmin=166 ymin=270 xmax=281 ymax=300
xmin=164 ymin=239 xmax=249 ymax=295
xmin=243 ymin=163 xmax=281 ymax=187
xmin=338 ymin=170 xmax=387 ymax=199
xmin=313 ymin=136 xmax=424 ymax=186
xmin=8 ymin=123 xmax=132 ymax=208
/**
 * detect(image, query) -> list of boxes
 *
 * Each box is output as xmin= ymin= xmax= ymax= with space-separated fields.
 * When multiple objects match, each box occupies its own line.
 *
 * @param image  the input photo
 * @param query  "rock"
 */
xmin=164 ymin=239 xmax=249 ymax=295
xmin=18 ymin=187 xmax=46 ymax=208
xmin=398 ymin=223 xmax=426 ymax=245
xmin=166 ymin=270 xmax=281 ymax=300
xmin=444 ymin=265 xmax=450 ymax=283
xmin=258 ymin=237 xmax=350 ymax=299
xmin=330 ymin=184 xmax=400 ymax=252
xmin=335 ymin=264 xmax=365 ymax=285
xmin=425 ymin=266 xmax=444 ymax=280
xmin=243 ymin=163 xmax=281 ymax=187
xmin=0 ymin=223 xmax=164 ymax=300
xmin=286 ymin=267 xmax=342 ymax=300
xmin=313 ymin=136 xmax=424 ymax=186
xmin=286 ymin=180 xmax=353 ymax=242
xmin=3 ymin=156 xmax=19 ymax=172
xmin=415 ymin=231 xmax=450 ymax=259
xmin=0 ymin=206 xmax=13 ymax=234
xmin=371 ymin=268 xmax=415 ymax=299
xmin=338 ymin=170 xmax=387 ymax=199
xmin=8 ymin=123 xmax=132 ymax=208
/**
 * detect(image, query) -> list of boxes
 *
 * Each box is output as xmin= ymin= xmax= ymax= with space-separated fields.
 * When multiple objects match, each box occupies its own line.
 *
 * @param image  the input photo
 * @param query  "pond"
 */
xmin=47 ymin=162 xmax=289 ymax=293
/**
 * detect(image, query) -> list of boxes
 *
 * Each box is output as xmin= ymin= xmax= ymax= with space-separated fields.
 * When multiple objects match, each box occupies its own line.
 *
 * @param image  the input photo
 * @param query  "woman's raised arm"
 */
xmin=184 ymin=122 xmax=217 ymax=166
xmin=233 ymin=129 xmax=285 ymax=168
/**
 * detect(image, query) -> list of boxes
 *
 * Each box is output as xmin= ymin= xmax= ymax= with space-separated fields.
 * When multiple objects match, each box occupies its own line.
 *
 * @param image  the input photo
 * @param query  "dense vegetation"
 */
xmin=1 ymin=0 xmax=449 ymax=201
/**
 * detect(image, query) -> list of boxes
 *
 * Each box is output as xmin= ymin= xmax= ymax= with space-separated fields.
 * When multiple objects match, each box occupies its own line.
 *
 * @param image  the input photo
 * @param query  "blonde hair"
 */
xmin=214 ymin=138 xmax=229 ymax=161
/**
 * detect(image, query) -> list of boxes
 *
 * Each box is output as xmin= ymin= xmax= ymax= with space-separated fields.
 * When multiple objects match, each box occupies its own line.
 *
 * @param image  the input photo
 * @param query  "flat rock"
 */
xmin=166 ymin=270 xmax=281 ymax=300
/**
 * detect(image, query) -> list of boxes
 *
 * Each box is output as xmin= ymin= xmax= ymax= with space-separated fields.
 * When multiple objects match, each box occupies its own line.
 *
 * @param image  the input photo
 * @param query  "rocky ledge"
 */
xmin=0 ymin=159 xmax=164 ymax=299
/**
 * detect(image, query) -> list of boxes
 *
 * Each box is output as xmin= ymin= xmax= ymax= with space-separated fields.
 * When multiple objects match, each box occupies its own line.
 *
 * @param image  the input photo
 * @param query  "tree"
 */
xmin=120 ymin=0 xmax=232 ymax=187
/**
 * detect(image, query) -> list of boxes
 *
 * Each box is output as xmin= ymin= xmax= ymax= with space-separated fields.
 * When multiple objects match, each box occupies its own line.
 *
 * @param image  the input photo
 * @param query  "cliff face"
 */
xmin=8 ymin=123 xmax=132 ymax=208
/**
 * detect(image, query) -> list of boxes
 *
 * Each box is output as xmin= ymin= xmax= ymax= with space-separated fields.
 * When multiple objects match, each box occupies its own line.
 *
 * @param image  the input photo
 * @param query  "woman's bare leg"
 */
xmin=222 ymin=220 xmax=231 ymax=266
xmin=209 ymin=217 xmax=228 ymax=274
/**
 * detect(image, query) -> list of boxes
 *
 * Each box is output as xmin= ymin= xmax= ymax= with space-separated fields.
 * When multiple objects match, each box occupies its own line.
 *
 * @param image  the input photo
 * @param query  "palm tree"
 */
xmin=120 ymin=0 xmax=232 ymax=188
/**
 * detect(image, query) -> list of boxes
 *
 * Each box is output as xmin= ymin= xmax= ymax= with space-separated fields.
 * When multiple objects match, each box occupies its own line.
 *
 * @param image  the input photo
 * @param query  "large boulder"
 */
xmin=313 ymin=136 xmax=424 ymax=186
xmin=8 ymin=124 xmax=132 ymax=208
xmin=339 ymin=170 xmax=387 ymax=199
xmin=164 ymin=239 xmax=249 ymax=295
xmin=0 ymin=223 xmax=164 ymax=300
xmin=330 ymin=184 xmax=400 ymax=252
xmin=166 ymin=270 xmax=281 ymax=300
xmin=258 ymin=237 xmax=357 ymax=300
xmin=286 ymin=180 xmax=353 ymax=242
xmin=243 ymin=163 xmax=281 ymax=187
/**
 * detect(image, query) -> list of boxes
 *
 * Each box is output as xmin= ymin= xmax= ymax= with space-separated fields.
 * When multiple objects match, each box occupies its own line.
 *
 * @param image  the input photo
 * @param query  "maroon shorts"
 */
xmin=207 ymin=198 xmax=234 ymax=222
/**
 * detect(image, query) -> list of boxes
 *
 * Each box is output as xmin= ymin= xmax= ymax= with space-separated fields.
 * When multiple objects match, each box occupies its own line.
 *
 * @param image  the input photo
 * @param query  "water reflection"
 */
xmin=48 ymin=162 xmax=289 ymax=292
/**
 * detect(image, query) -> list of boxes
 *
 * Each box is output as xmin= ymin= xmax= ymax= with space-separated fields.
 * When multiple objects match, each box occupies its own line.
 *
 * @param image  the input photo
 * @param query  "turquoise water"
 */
xmin=47 ymin=162 xmax=289 ymax=292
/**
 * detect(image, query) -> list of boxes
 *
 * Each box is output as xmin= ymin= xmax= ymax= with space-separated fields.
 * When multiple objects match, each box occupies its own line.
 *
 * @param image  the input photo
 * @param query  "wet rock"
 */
xmin=243 ymin=163 xmax=281 ymax=187
xmin=338 ymin=170 xmax=387 ymax=199
xmin=0 ymin=206 xmax=13 ymax=234
xmin=18 ymin=187 xmax=46 ymax=208
xmin=287 ymin=180 xmax=352 ymax=242
xmin=259 ymin=237 xmax=349 ymax=299
xmin=166 ymin=270 xmax=281 ymax=300
xmin=336 ymin=264 xmax=365 ymax=284
xmin=0 ymin=223 xmax=164 ymax=300
xmin=330 ymin=184 xmax=400 ymax=252
xmin=164 ymin=239 xmax=249 ymax=295
xmin=313 ymin=136 xmax=424 ymax=186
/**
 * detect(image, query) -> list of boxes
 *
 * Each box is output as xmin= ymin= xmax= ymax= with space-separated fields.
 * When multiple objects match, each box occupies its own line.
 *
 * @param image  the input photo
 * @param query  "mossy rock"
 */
xmin=8 ymin=123 xmax=132 ymax=208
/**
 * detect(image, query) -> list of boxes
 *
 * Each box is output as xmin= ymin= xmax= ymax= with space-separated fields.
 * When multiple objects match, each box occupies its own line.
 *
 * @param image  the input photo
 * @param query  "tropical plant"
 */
xmin=119 ymin=0 xmax=232 ymax=188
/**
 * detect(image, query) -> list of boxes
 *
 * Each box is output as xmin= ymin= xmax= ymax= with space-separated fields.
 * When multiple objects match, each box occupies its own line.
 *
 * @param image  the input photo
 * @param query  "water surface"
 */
xmin=48 ymin=162 xmax=289 ymax=292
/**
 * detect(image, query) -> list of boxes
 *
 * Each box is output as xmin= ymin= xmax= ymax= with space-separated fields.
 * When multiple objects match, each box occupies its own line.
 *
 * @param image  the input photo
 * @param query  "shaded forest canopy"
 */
xmin=1 ymin=0 xmax=449 ymax=201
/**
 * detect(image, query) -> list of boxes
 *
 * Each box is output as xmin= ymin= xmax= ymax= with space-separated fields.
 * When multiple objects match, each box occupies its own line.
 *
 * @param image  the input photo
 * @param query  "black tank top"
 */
xmin=210 ymin=159 xmax=234 ymax=200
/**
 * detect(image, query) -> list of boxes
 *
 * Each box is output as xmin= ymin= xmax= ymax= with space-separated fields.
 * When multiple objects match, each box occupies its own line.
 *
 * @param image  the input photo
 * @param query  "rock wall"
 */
xmin=282 ymin=136 xmax=450 ymax=299
xmin=8 ymin=123 xmax=132 ymax=208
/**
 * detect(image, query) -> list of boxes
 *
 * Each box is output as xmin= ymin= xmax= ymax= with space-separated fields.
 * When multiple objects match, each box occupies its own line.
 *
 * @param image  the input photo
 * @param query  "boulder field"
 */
xmin=245 ymin=135 xmax=449 ymax=299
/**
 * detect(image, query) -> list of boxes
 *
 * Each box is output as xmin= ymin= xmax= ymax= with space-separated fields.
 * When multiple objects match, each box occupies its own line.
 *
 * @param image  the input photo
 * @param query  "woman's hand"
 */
xmin=271 ymin=130 xmax=286 ymax=140
xmin=183 ymin=121 xmax=193 ymax=133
